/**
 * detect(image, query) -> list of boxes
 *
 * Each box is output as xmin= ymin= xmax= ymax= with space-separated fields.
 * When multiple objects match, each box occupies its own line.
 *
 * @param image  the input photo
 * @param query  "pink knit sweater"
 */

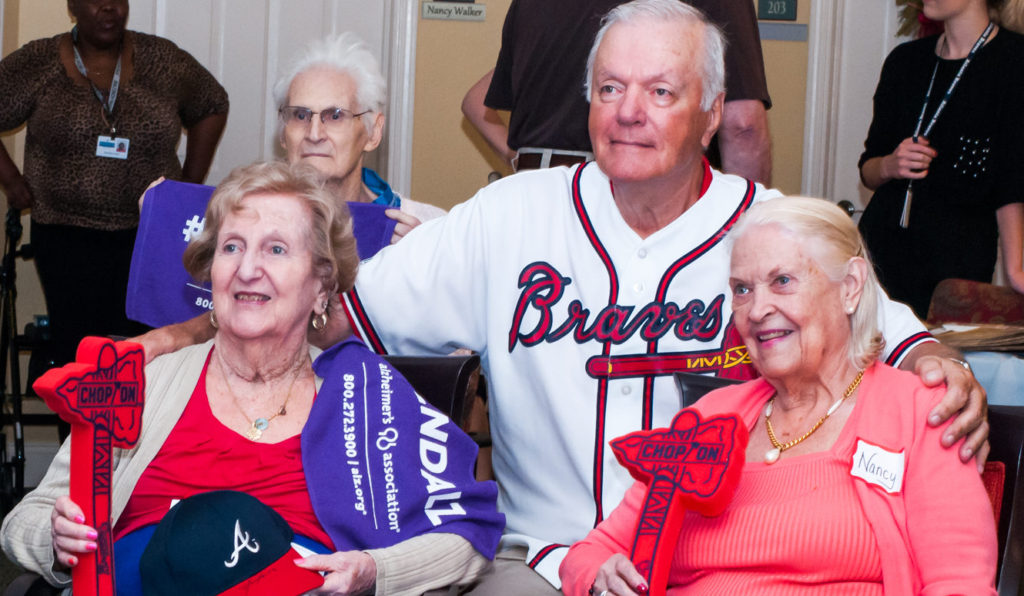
xmin=560 ymin=363 xmax=997 ymax=595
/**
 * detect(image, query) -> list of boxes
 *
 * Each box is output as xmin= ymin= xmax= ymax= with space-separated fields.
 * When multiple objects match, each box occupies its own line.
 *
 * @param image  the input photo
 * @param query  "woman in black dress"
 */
xmin=859 ymin=0 xmax=1024 ymax=318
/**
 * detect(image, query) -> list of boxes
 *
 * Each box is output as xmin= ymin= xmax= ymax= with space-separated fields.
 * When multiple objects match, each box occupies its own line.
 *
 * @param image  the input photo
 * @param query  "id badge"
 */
xmin=96 ymin=135 xmax=129 ymax=160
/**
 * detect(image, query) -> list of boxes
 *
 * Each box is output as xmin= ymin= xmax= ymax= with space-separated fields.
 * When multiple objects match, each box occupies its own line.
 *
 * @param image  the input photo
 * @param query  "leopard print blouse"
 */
xmin=0 ymin=31 xmax=229 ymax=230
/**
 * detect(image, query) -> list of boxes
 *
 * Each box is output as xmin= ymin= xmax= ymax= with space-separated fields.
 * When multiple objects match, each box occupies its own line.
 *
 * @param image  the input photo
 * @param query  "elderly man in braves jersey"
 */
xmin=135 ymin=1 xmax=988 ymax=592
xmin=338 ymin=2 xmax=987 ymax=592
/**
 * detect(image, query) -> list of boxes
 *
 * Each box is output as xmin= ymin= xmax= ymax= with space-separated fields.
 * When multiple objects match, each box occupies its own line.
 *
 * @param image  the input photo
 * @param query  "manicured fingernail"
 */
xmin=68 ymin=556 xmax=77 ymax=566
xmin=928 ymin=414 xmax=941 ymax=426
xmin=86 ymin=530 xmax=97 ymax=540
xmin=74 ymin=515 xmax=85 ymax=524
xmin=943 ymin=433 xmax=955 ymax=446
xmin=85 ymin=542 xmax=97 ymax=551
xmin=636 ymin=584 xmax=649 ymax=593
xmin=962 ymin=446 xmax=973 ymax=459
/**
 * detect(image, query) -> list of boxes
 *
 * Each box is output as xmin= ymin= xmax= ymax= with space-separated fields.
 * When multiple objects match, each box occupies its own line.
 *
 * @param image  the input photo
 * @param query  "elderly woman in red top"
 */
xmin=1 ymin=161 xmax=502 ymax=596
xmin=560 ymin=197 xmax=997 ymax=595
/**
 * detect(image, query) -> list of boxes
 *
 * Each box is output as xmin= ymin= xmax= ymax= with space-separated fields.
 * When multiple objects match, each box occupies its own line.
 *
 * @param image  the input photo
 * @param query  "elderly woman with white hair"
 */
xmin=560 ymin=197 xmax=997 ymax=595
xmin=274 ymin=32 xmax=445 ymax=243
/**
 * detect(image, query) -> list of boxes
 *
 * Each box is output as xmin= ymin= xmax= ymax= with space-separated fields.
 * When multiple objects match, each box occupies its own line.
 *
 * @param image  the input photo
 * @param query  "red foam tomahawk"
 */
xmin=33 ymin=337 xmax=145 ymax=596
xmin=610 ymin=408 xmax=747 ymax=596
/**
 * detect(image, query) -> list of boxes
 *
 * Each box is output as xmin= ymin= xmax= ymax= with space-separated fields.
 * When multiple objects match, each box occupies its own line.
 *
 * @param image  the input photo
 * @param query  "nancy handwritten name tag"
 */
xmin=851 ymin=439 xmax=905 ymax=494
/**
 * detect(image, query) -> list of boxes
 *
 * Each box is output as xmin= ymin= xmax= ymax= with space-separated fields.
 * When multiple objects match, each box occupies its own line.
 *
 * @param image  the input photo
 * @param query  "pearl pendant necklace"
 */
xmin=763 ymin=369 xmax=865 ymax=464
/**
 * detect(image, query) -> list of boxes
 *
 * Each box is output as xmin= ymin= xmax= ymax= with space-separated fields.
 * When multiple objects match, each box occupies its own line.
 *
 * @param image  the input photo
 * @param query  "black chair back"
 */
xmin=673 ymin=371 xmax=741 ymax=408
xmin=383 ymin=354 xmax=480 ymax=428
xmin=990 ymin=405 xmax=1024 ymax=595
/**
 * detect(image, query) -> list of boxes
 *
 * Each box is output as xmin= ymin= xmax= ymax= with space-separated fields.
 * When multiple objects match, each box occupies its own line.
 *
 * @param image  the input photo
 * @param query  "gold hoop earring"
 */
xmin=209 ymin=310 xmax=218 ymax=329
xmin=312 ymin=311 xmax=328 ymax=332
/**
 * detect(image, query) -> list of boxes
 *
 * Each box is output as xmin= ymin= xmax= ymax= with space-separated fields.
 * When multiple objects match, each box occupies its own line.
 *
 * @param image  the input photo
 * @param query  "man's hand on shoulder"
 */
xmin=902 ymin=342 xmax=989 ymax=471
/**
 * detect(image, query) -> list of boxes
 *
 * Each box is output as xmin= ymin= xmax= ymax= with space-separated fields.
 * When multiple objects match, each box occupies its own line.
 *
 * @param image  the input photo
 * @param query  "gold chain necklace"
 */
xmin=216 ymin=353 xmax=306 ymax=441
xmin=763 ymin=369 xmax=865 ymax=464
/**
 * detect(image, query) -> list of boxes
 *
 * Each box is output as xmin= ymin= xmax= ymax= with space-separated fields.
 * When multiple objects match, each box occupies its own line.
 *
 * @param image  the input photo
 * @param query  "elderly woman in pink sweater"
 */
xmin=560 ymin=197 xmax=997 ymax=595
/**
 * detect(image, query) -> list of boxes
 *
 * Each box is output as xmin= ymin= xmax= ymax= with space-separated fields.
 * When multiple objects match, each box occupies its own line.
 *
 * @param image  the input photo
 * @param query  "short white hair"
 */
xmin=272 ymin=32 xmax=386 ymax=135
xmin=583 ymin=0 xmax=725 ymax=112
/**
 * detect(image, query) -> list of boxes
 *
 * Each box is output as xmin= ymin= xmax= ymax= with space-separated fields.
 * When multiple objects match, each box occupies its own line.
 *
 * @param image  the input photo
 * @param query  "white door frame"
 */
xmin=383 ymin=0 xmax=418 ymax=197
xmin=802 ymin=0 xmax=905 ymax=207
xmin=802 ymin=0 xmax=842 ymax=198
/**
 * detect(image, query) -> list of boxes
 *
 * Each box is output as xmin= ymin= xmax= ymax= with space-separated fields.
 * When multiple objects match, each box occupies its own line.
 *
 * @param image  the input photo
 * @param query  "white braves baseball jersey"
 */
xmin=342 ymin=162 xmax=932 ymax=587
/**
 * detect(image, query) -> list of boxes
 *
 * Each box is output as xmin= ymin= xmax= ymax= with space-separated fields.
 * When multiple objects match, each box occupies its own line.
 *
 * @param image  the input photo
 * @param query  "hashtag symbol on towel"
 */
xmin=182 ymin=215 xmax=206 ymax=242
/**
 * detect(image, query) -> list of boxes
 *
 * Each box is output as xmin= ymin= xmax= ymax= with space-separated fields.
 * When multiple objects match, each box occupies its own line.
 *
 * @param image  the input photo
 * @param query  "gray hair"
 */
xmin=583 ymin=0 xmax=726 ymax=111
xmin=728 ymin=196 xmax=885 ymax=370
xmin=272 ymin=32 xmax=386 ymax=136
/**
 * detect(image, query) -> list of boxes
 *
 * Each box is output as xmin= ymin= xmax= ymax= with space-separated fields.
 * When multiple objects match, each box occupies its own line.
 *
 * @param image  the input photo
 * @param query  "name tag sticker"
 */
xmin=96 ymin=135 xmax=129 ymax=159
xmin=851 ymin=439 xmax=905 ymax=494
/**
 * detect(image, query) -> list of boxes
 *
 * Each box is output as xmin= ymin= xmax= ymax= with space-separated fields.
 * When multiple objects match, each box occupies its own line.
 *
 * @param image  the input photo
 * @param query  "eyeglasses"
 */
xmin=279 ymin=106 xmax=371 ymax=128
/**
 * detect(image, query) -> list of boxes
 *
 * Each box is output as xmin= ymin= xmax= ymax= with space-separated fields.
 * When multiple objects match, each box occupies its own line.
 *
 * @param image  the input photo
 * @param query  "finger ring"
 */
xmin=600 ymin=591 xmax=610 ymax=596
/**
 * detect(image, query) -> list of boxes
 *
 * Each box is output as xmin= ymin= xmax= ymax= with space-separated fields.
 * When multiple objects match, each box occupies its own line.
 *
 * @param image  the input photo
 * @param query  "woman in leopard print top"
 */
xmin=0 ymin=0 xmax=229 ymax=367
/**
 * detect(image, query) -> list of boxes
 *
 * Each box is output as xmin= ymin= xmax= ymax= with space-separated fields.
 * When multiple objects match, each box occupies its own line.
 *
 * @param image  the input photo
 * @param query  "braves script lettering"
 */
xmin=508 ymin=262 xmax=724 ymax=352
xmin=224 ymin=520 xmax=260 ymax=568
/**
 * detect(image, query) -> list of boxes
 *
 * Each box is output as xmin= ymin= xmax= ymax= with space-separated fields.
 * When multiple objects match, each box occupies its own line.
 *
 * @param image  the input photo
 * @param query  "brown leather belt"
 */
xmin=516 ymin=151 xmax=592 ymax=170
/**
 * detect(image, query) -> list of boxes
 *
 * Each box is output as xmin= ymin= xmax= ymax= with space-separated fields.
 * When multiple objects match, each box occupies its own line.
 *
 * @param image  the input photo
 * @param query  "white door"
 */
xmin=803 ymin=0 xmax=908 ymax=210
xmin=126 ymin=0 xmax=417 ymax=193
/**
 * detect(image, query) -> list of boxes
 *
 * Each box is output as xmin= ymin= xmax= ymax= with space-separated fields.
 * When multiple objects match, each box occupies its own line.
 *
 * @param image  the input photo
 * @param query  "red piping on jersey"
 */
xmin=699 ymin=157 xmax=713 ymax=195
xmin=885 ymin=331 xmax=934 ymax=366
xmin=571 ymin=162 xmax=619 ymax=527
xmin=340 ymin=298 xmax=362 ymax=341
xmin=343 ymin=288 xmax=388 ymax=355
xmin=639 ymin=177 xmax=756 ymax=428
xmin=527 ymin=543 xmax=566 ymax=570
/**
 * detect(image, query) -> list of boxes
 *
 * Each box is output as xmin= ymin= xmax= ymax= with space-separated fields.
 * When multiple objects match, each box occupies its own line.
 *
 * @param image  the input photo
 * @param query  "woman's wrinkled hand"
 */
xmin=384 ymin=209 xmax=423 ymax=244
xmin=885 ymin=137 xmax=937 ymax=181
xmin=50 ymin=496 xmax=97 ymax=569
xmin=296 ymin=550 xmax=376 ymax=595
xmin=591 ymin=553 xmax=648 ymax=596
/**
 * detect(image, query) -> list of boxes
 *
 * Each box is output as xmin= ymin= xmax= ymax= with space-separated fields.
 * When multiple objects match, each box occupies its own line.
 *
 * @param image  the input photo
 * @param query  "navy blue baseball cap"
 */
xmin=139 ymin=490 xmax=324 ymax=596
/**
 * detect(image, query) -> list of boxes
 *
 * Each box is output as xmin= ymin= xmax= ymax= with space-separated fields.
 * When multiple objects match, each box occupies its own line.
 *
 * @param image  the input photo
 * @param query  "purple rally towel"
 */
xmin=302 ymin=338 xmax=504 ymax=558
xmin=126 ymin=180 xmax=399 ymax=328
xmin=126 ymin=180 xmax=216 ymax=328
xmin=347 ymin=202 xmax=398 ymax=257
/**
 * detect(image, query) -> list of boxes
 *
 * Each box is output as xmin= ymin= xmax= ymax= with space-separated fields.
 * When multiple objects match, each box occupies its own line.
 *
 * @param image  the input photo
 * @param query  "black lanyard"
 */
xmin=901 ymin=22 xmax=995 ymax=228
xmin=71 ymin=26 xmax=122 ymax=134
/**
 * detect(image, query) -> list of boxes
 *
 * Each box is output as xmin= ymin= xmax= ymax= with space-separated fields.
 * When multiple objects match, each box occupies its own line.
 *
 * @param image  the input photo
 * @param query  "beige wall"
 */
xmin=411 ymin=0 xmax=812 ymax=205
xmin=4 ymin=0 xmax=814 ymax=315
xmin=411 ymin=0 xmax=513 ymax=210
xmin=1 ymin=0 xmax=65 ymax=354
xmin=759 ymin=1 xmax=810 ymax=194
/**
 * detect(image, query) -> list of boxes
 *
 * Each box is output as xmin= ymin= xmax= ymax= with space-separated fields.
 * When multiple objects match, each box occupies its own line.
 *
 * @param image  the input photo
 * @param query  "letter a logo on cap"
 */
xmin=225 ymin=520 xmax=260 ymax=568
